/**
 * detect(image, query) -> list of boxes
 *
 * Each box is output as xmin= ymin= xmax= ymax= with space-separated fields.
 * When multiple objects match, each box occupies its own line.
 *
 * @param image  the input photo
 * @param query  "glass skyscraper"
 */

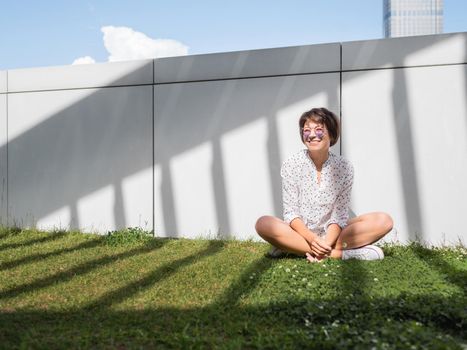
xmin=383 ymin=0 xmax=443 ymax=38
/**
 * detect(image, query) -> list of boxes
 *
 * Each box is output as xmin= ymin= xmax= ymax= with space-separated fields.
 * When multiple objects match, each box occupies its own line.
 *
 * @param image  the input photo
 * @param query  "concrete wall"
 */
xmin=153 ymin=43 xmax=341 ymax=240
xmin=342 ymin=33 xmax=467 ymax=246
xmin=5 ymin=61 xmax=154 ymax=232
xmin=0 ymin=71 xmax=6 ymax=226
xmin=1 ymin=32 xmax=466 ymax=245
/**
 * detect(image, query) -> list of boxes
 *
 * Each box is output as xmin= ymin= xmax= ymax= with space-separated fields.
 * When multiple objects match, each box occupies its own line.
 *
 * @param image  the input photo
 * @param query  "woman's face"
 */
xmin=302 ymin=120 xmax=330 ymax=152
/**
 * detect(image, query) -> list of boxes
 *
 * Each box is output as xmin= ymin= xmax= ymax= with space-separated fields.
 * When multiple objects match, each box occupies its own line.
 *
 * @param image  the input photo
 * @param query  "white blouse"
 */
xmin=281 ymin=149 xmax=354 ymax=236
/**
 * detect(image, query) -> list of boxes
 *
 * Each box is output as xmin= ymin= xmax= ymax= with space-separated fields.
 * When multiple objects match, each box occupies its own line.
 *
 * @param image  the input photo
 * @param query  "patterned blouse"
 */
xmin=281 ymin=149 xmax=354 ymax=236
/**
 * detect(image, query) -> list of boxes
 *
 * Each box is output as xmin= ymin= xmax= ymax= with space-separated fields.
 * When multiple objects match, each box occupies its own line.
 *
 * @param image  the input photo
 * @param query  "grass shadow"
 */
xmin=85 ymin=240 xmax=226 ymax=310
xmin=298 ymin=292 xmax=466 ymax=348
xmin=0 ymin=231 xmax=67 ymax=252
xmin=0 ymin=237 xmax=102 ymax=272
xmin=0 ymin=227 xmax=22 ymax=240
xmin=409 ymin=244 xmax=466 ymax=293
xmin=0 ymin=292 xmax=464 ymax=349
xmin=339 ymin=258 xmax=368 ymax=298
xmin=0 ymin=239 xmax=167 ymax=300
xmin=214 ymin=255 xmax=274 ymax=308
xmin=0 ymin=235 xmax=465 ymax=348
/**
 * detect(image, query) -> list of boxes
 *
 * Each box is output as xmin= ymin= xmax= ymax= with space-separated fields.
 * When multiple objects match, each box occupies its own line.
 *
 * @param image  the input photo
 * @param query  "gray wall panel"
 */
xmin=342 ymin=65 xmax=467 ymax=245
xmin=154 ymin=43 xmax=341 ymax=83
xmin=0 ymin=95 xmax=6 ymax=225
xmin=0 ymin=71 xmax=6 ymax=93
xmin=3 ymin=33 xmax=466 ymax=245
xmin=8 ymin=86 xmax=153 ymax=232
xmin=154 ymin=73 xmax=340 ymax=239
xmin=342 ymin=32 xmax=467 ymax=71
xmin=8 ymin=60 xmax=153 ymax=93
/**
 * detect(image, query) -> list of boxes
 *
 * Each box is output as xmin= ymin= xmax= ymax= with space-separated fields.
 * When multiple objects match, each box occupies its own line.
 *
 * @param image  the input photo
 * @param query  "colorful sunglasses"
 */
xmin=303 ymin=128 xmax=325 ymax=141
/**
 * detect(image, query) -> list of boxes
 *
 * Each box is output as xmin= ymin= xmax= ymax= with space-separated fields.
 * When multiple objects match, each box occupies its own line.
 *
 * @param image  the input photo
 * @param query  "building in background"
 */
xmin=383 ymin=0 xmax=443 ymax=38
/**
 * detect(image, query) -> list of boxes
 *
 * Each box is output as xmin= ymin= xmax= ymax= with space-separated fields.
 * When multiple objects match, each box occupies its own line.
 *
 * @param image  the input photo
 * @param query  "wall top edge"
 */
xmin=342 ymin=32 xmax=467 ymax=71
xmin=4 ymin=32 xmax=466 ymax=90
xmin=154 ymin=42 xmax=342 ymax=83
xmin=163 ymin=41 xmax=341 ymax=60
xmin=7 ymin=59 xmax=154 ymax=93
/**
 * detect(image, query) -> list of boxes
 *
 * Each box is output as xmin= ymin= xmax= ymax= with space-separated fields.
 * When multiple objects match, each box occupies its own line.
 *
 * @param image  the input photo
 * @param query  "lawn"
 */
xmin=0 ymin=227 xmax=465 ymax=349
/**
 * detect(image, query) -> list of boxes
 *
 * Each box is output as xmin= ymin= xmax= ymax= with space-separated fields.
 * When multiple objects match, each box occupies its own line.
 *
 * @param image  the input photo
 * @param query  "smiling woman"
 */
xmin=255 ymin=107 xmax=394 ymax=262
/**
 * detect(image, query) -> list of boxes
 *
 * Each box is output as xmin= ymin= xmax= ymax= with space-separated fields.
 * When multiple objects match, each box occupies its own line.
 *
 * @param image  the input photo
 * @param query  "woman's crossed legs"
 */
xmin=255 ymin=212 xmax=393 ymax=259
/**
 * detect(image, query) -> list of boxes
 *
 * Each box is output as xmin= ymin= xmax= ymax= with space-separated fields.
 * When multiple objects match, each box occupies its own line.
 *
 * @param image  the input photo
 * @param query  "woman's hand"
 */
xmin=307 ymin=236 xmax=332 ymax=258
xmin=289 ymin=218 xmax=332 ymax=258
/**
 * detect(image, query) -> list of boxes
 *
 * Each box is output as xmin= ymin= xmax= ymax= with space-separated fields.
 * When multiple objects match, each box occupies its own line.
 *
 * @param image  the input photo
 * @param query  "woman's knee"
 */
xmin=255 ymin=215 xmax=285 ymax=240
xmin=255 ymin=215 xmax=274 ymax=235
xmin=375 ymin=212 xmax=393 ymax=235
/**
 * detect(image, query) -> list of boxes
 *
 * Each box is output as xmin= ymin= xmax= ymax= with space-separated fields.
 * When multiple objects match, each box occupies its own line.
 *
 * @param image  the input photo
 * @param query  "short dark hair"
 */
xmin=299 ymin=107 xmax=340 ymax=146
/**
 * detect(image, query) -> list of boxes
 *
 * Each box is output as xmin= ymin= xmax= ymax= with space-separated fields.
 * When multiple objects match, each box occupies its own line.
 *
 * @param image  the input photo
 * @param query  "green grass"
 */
xmin=0 ymin=227 xmax=465 ymax=349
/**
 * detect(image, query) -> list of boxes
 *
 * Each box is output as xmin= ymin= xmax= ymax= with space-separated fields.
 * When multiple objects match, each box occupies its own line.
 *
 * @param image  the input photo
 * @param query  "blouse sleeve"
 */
xmin=325 ymin=161 xmax=354 ymax=231
xmin=281 ymin=159 xmax=301 ymax=224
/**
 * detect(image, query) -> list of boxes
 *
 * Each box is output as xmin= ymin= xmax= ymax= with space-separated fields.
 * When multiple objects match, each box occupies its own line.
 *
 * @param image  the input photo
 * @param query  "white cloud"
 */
xmin=72 ymin=56 xmax=96 ymax=65
xmin=101 ymin=25 xmax=189 ymax=62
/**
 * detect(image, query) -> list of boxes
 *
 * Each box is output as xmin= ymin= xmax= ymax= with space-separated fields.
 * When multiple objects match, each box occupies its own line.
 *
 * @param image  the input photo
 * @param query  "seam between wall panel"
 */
xmin=154 ymin=62 xmax=467 ymax=85
xmin=5 ymin=71 xmax=8 ymax=227
xmin=152 ymin=60 xmax=155 ymax=237
xmin=7 ymin=82 xmax=154 ymax=95
xmin=6 ymin=70 xmax=343 ymax=94
xmin=339 ymin=44 xmax=343 ymax=157
xmin=340 ymin=61 xmax=466 ymax=74
xmin=6 ymin=61 xmax=465 ymax=94
xmin=154 ymin=70 xmax=342 ymax=85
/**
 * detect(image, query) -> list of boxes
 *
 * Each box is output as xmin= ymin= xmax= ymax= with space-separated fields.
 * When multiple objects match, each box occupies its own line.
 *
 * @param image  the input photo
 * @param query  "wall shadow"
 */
xmin=154 ymin=73 xmax=340 ymax=237
xmin=6 ymin=65 xmax=153 ymax=232
xmin=391 ymin=68 xmax=424 ymax=241
xmin=2 ymin=35 xmax=462 ymax=241
xmin=5 ymin=58 xmax=341 ymax=238
xmin=341 ymin=37 xmax=464 ymax=241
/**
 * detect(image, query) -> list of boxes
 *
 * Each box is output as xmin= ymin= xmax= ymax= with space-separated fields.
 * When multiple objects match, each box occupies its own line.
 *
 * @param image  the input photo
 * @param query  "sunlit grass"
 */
xmin=0 ymin=227 xmax=465 ymax=349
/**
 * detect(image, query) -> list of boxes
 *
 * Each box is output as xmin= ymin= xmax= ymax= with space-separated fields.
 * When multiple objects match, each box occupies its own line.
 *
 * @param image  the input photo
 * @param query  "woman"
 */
xmin=255 ymin=107 xmax=393 ymax=261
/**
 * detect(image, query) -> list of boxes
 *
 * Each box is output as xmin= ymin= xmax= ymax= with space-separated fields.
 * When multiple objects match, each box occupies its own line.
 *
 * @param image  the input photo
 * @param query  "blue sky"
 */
xmin=1 ymin=0 xmax=466 ymax=70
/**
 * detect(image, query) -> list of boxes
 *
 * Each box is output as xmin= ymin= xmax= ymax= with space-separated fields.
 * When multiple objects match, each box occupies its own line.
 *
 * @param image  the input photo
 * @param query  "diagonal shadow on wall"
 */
xmin=154 ymin=71 xmax=340 ymax=238
xmin=391 ymin=68 xmax=424 ymax=241
xmin=3 ymin=59 xmax=340 ymax=238
xmin=2 ymin=35 xmax=462 ymax=241
xmin=340 ymin=36 xmax=467 ymax=243
xmin=5 ymin=64 xmax=154 ymax=233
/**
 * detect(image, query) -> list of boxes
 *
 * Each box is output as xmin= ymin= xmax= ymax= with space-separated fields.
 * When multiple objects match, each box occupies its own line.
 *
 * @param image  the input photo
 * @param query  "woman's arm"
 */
xmin=324 ymin=223 xmax=341 ymax=247
xmin=325 ymin=161 xmax=354 ymax=244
